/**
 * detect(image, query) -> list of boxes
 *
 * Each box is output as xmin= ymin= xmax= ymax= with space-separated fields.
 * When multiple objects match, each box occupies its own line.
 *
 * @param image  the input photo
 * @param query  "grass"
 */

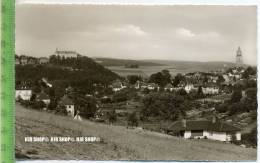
xmin=16 ymin=103 xmax=257 ymax=161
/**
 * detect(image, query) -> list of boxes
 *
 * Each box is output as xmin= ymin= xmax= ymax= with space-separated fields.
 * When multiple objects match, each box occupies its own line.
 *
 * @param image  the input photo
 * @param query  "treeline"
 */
xmin=140 ymin=92 xmax=197 ymax=121
xmin=16 ymin=56 xmax=120 ymax=95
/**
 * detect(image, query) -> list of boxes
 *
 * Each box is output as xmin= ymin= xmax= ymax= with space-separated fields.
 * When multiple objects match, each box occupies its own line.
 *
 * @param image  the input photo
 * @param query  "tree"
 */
xmin=32 ymin=101 xmax=46 ymax=110
xmin=108 ymin=109 xmax=117 ymax=124
xmin=142 ymin=88 xmax=150 ymax=94
xmin=246 ymin=88 xmax=257 ymax=100
xmin=196 ymin=86 xmax=204 ymax=98
xmin=141 ymin=92 xmax=185 ymax=121
xmin=242 ymin=127 xmax=257 ymax=147
xmin=177 ymin=88 xmax=187 ymax=96
xmin=74 ymin=96 xmax=97 ymax=119
xmin=217 ymin=75 xmax=225 ymax=84
xmin=56 ymin=104 xmax=67 ymax=115
xmin=128 ymin=112 xmax=138 ymax=127
xmin=173 ymin=73 xmax=185 ymax=87
xmin=127 ymin=75 xmax=142 ymax=85
xmin=48 ymin=98 xmax=58 ymax=110
xmin=149 ymin=70 xmax=171 ymax=87
xmin=230 ymin=90 xmax=242 ymax=103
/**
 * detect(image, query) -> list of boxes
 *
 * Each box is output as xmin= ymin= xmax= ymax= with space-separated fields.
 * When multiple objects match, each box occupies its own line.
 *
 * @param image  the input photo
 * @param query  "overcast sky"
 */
xmin=16 ymin=4 xmax=257 ymax=65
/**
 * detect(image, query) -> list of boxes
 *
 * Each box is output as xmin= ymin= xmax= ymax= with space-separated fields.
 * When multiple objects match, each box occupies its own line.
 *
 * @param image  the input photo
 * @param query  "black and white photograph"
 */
xmin=15 ymin=1 xmax=257 ymax=161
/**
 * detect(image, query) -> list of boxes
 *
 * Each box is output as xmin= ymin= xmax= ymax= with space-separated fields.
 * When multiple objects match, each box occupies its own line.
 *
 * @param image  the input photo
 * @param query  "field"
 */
xmin=16 ymin=103 xmax=257 ymax=161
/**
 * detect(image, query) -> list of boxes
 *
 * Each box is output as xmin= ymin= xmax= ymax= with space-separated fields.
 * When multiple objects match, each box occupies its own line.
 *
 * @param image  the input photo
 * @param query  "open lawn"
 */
xmin=16 ymin=103 xmax=257 ymax=161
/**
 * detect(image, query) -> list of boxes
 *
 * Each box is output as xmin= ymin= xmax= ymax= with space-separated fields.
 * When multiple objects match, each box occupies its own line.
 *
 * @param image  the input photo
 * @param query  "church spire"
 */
xmin=236 ymin=46 xmax=243 ymax=66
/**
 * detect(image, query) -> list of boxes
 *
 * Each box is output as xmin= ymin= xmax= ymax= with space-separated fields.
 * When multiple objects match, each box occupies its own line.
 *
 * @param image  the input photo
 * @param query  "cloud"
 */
xmin=175 ymin=28 xmax=220 ymax=40
xmin=176 ymin=28 xmax=195 ymax=37
xmin=113 ymin=24 xmax=147 ymax=36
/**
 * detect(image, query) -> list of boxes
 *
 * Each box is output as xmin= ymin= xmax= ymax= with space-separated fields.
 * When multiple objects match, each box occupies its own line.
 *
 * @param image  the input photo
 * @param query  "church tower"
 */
xmin=236 ymin=46 xmax=243 ymax=67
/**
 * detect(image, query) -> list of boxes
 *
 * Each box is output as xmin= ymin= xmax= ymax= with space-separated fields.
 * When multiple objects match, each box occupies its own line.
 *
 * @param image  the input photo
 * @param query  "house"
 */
xmin=111 ymin=80 xmax=126 ymax=92
xmin=27 ymin=58 xmax=38 ymax=65
xmin=202 ymin=85 xmax=219 ymax=95
xmin=20 ymin=56 xmax=28 ymax=65
xmin=59 ymin=95 xmax=75 ymax=117
xmin=135 ymin=80 xmax=145 ymax=89
xmin=147 ymin=83 xmax=159 ymax=90
xmin=166 ymin=119 xmax=241 ymax=142
xmin=36 ymin=92 xmax=50 ymax=105
xmin=15 ymin=57 xmax=20 ymax=65
xmin=15 ymin=86 xmax=32 ymax=101
xmin=54 ymin=49 xmax=81 ymax=58
xmin=164 ymin=83 xmax=174 ymax=92
xmin=38 ymin=57 xmax=49 ymax=64
xmin=184 ymin=83 xmax=195 ymax=93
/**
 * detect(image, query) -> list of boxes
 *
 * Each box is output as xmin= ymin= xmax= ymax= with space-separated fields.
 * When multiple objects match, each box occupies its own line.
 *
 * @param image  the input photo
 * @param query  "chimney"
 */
xmin=182 ymin=119 xmax=186 ymax=128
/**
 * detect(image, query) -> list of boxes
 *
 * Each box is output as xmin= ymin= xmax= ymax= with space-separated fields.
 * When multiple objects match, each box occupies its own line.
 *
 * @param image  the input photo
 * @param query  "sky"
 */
xmin=15 ymin=4 xmax=257 ymax=65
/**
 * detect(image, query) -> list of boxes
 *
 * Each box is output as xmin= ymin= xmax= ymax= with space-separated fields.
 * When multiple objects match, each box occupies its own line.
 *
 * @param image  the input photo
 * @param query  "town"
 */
xmin=15 ymin=47 xmax=257 ymax=148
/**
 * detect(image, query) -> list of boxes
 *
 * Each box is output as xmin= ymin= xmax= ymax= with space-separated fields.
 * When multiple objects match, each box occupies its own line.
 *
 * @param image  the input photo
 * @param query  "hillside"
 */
xmin=16 ymin=56 xmax=120 ymax=87
xmin=16 ymin=103 xmax=256 ymax=161
xmin=93 ymin=58 xmax=164 ymax=66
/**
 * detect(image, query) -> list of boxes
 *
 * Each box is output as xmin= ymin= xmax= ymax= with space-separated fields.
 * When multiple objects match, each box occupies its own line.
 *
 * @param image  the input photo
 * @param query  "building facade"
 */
xmin=166 ymin=119 xmax=241 ymax=142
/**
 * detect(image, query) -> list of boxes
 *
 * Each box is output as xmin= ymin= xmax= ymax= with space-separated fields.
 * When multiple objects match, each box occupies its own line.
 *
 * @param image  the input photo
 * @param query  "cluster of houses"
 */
xmin=15 ymin=49 xmax=82 ymax=66
xmin=15 ymin=55 xmax=49 ymax=65
xmin=110 ymin=65 xmax=255 ymax=96
xmin=15 ymin=81 xmax=81 ymax=120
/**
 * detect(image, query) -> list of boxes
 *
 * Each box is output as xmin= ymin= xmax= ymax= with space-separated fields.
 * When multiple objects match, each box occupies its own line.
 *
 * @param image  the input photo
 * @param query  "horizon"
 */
xmin=16 ymin=5 xmax=257 ymax=65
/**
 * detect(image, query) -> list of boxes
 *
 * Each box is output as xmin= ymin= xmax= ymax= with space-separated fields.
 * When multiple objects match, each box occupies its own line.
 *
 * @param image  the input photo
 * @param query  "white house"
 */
xmin=15 ymin=87 xmax=32 ymax=101
xmin=164 ymin=83 xmax=174 ymax=92
xmin=59 ymin=95 xmax=75 ymax=117
xmin=167 ymin=119 xmax=241 ymax=142
xmin=147 ymin=83 xmax=159 ymax=90
xmin=111 ymin=80 xmax=127 ymax=92
xmin=54 ymin=49 xmax=81 ymax=58
xmin=202 ymin=87 xmax=219 ymax=95
xmin=184 ymin=84 xmax=195 ymax=93
xmin=38 ymin=57 xmax=49 ymax=64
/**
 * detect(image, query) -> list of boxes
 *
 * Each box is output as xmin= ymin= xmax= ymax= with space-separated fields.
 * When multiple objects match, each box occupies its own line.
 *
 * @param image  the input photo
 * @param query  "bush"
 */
xmin=32 ymin=101 xmax=46 ymax=110
xmin=241 ymin=127 xmax=257 ymax=147
xmin=108 ymin=110 xmax=117 ymax=124
xmin=127 ymin=112 xmax=138 ymax=127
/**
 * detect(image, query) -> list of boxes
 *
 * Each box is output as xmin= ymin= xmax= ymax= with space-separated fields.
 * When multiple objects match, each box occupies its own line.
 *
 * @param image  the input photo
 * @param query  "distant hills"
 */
xmin=143 ymin=60 xmax=237 ymax=71
xmin=93 ymin=58 xmax=164 ymax=66
xmin=92 ymin=57 xmax=238 ymax=76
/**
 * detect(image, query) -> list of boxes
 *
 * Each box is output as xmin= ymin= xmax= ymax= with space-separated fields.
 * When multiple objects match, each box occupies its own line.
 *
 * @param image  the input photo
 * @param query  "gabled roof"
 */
xmin=60 ymin=95 xmax=74 ymax=105
xmin=167 ymin=120 xmax=240 ymax=132
xmin=37 ymin=92 xmax=50 ymax=100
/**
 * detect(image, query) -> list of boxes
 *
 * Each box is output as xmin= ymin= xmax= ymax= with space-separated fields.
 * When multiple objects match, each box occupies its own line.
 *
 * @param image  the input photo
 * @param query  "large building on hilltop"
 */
xmin=236 ymin=46 xmax=243 ymax=67
xmin=54 ymin=48 xmax=81 ymax=58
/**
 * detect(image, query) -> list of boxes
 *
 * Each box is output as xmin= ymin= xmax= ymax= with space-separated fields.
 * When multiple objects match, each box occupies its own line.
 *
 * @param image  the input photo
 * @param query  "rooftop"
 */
xmin=167 ymin=120 xmax=240 ymax=132
xmin=60 ymin=95 xmax=74 ymax=105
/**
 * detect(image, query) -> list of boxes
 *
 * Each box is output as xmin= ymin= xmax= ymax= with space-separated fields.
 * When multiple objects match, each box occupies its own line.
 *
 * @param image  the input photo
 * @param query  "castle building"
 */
xmin=236 ymin=47 xmax=243 ymax=67
xmin=54 ymin=48 xmax=81 ymax=58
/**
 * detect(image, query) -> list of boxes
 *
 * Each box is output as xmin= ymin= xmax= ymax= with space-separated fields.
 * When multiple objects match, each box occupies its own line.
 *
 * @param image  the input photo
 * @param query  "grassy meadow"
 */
xmin=16 ymin=103 xmax=256 ymax=160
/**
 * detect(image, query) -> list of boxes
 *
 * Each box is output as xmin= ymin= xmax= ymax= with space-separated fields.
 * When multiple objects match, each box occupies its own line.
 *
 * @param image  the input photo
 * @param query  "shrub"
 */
xmin=128 ymin=112 xmax=138 ymax=127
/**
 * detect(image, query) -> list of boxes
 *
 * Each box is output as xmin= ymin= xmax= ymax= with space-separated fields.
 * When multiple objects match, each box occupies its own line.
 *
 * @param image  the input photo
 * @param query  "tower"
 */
xmin=236 ymin=46 xmax=243 ymax=67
